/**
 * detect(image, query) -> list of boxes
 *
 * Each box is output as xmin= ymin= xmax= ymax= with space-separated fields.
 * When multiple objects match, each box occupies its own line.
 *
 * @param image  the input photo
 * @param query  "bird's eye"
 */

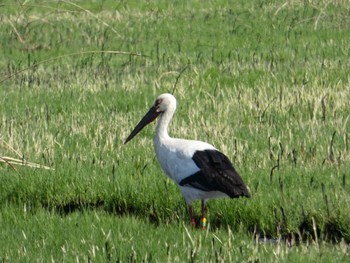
xmin=155 ymin=99 xmax=163 ymax=107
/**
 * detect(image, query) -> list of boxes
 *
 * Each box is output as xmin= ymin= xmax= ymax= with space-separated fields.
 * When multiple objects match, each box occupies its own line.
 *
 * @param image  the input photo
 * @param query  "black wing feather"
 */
xmin=180 ymin=150 xmax=250 ymax=198
xmin=178 ymin=170 xmax=213 ymax=192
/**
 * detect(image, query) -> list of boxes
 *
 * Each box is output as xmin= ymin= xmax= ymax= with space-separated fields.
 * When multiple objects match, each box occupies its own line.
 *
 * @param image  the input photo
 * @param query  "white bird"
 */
xmin=124 ymin=93 xmax=250 ymax=228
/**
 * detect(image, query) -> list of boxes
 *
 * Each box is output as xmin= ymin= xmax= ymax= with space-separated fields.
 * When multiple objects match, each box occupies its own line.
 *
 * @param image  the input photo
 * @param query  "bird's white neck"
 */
xmin=155 ymin=108 xmax=174 ymax=143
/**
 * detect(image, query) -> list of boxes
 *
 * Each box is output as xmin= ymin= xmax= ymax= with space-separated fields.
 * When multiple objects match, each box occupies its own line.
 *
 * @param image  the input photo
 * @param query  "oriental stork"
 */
xmin=124 ymin=93 xmax=250 ymax=228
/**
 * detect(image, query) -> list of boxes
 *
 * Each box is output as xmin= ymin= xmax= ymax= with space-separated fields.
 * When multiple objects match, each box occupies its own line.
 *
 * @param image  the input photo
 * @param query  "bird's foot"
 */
xmin=201 ymin=217 xmax=207 ymax=230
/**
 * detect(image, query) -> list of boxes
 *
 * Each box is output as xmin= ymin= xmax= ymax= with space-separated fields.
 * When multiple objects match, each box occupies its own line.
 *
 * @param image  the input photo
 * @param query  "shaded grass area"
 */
xmin=1 ymin=0 xmax=350 ymax=261
xmin=0 ymin=205 xmax=349 ymax=262
xmin=1 ymin=159 xmax=349 ymax=244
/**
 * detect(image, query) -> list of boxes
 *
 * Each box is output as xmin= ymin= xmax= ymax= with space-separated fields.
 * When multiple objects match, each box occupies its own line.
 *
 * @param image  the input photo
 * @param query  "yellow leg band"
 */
xmin=201 ymin=217 xmax=207 ymax=228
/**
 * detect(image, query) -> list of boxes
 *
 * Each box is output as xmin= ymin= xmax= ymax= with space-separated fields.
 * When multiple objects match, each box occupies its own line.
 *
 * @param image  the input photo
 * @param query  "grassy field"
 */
xmin=1 ymin=0 xmax=350 ymax=261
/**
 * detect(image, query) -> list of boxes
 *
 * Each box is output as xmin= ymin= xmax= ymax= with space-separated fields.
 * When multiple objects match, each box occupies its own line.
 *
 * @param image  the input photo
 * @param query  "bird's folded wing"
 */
xmin=180 ymin=150 xmax=250 ymax=198
xmin=179 ymin=170 xmax=213 ymax=191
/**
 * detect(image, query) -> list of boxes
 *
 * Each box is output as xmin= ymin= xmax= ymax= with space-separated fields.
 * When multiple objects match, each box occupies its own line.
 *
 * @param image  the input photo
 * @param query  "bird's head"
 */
xmin=124 ymin=93 xmax=176 ymax=144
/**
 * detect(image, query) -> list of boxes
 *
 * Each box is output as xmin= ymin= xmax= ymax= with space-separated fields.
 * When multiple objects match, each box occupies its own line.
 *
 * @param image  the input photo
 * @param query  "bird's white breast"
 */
xmin=154 ymin=137 xmax=216 ymax=183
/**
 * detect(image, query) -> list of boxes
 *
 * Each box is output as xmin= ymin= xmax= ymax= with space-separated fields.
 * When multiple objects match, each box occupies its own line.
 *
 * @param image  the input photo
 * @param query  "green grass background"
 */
xmin=0 ymin=0 xmax=349 ymax=261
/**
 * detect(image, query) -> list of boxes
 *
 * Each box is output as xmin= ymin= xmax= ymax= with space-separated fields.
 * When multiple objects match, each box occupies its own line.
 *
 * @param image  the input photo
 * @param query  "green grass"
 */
xmin=0 ymin=0 xmax=350 ymax=261
xmin=1 ymin=206 xmax=349 ymax=262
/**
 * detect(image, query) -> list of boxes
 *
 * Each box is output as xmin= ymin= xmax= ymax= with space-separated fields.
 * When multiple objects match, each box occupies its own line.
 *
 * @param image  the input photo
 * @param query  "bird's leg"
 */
xmin=189 ymin=205 xmax=196 ymax=228
xmin=201 ymin=199 xmax=207 ymax=230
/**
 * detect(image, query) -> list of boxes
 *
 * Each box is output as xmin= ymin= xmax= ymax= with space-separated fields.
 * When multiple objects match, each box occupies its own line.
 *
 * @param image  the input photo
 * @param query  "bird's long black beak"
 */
xmin=124 ymin=106 xmax=160 ymax=144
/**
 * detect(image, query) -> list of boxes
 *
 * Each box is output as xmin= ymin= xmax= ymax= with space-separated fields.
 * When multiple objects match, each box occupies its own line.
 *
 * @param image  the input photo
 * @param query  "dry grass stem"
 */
xmin=1 ymin=139 xmax=53 ymax=170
